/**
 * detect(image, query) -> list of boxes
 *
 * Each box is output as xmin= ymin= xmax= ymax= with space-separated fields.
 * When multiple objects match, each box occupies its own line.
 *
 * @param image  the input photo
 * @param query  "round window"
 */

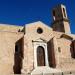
xmin=37 ymin=27 xmax=43 ymax=34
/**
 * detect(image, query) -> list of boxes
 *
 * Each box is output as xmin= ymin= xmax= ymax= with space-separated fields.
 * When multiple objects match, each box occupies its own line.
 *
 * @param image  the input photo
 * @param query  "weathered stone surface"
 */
xmin=0 ymin=4 xmax=75 ymax=75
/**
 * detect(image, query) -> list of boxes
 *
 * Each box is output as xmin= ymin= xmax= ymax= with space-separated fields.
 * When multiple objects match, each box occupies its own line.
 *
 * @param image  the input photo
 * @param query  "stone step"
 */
xmin=8 ymin=73 xmax=75 ymax=75
xmin=31 ymin=66 xmax=62 ymax=75
xmin=31 ymin=66 xmax=75 ymax=75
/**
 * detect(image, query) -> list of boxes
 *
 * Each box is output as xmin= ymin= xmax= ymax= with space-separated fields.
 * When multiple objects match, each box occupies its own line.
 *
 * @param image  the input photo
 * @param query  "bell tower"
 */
xmin=52 ymin=4 xmax=71 ymax=33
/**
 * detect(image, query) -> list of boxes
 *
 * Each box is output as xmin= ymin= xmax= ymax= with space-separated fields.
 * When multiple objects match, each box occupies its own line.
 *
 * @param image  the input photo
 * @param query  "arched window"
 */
xmin=53 ymin=10 xmax=55 ymax=16
xmin=63 ymin=8 xmax=66 ymax=17
xmin=37 ymin=46 xmax=45 ymax=66
xmin=53 ymin=10 xmax=56 ymax=20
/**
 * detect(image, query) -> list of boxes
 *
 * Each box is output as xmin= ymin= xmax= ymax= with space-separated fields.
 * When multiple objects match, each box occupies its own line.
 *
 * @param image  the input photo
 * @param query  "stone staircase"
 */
xmin=30 ymin=72 xmax=75 ymax=75
xmin=9 ymin=67 xmax=75 ymax=75
xmin=30 ymin=66 xmax=75 ymax=75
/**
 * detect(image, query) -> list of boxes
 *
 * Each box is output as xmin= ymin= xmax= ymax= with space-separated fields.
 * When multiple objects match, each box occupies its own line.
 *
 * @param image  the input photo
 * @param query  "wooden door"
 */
xmin=37 ymin=46 xmax=45 ymax=66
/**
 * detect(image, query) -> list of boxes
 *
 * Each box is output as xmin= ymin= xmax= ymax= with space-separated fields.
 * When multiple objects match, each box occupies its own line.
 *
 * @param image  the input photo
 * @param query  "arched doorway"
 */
xmin=37 ymin=46 xmax=45 ymax=66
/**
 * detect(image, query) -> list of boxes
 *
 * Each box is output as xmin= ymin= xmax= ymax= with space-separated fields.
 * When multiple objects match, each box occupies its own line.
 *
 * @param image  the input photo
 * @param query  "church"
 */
xmin=0 ymin=4 xmax=75 ymax=75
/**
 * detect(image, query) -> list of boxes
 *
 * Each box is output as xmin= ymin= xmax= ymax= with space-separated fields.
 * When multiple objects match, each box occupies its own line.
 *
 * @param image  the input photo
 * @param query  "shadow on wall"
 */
xmin=70 ymin=40 xmax=75 ymax=59
xmin=47 ymin=38 xmax=56 ymax=68
xmin=13 ymin=37 xmax=24 ymax=74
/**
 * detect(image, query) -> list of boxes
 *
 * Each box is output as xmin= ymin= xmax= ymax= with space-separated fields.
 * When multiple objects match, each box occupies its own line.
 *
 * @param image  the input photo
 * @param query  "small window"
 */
xmin=15 ymin=45 xmax=19 ymax=52
xmin=58 ymin=47 xmax=61 ymax=52
xmin=53 ymin=10 xmax=55 ymax=16
xmin=37 ymin=27 xmax=43 ymax=34
xmin=63 ymin=8 xmax=66 ymax=17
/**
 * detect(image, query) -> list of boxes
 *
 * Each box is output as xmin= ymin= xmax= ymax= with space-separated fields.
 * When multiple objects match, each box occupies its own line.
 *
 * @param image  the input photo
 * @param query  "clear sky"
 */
xmin=0 ymin=0 xmax=75 ymax=34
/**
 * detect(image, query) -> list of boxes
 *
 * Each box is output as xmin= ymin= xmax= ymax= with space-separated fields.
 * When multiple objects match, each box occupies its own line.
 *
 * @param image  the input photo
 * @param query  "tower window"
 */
xmin=63 ymin=8 xmax=66 ymax=17
xmin=53 ymin=10 xmax=55 ymax=16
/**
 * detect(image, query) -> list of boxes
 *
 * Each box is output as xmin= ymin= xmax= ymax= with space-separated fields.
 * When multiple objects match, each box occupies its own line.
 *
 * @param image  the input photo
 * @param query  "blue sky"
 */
xmin=0 ymin=0 xmax=75 ymax=34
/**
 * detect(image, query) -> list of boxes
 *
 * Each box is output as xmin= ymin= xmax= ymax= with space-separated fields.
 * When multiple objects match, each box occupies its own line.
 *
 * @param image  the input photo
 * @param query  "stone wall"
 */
xmin=22 ymin=22 xmax=54 ymax=74
xmin=0 ymin=22 xmax=75 ymax=74
xmin=0 ymin=31 xmax=24 ymax=74
xmin=0 ymin=24 xmax=23 ymax=32
xmin=53 ymin=31 xmax=75 ymax=71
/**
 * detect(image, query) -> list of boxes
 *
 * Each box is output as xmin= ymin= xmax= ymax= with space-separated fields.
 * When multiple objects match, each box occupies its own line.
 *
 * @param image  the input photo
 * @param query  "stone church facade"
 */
xmin=0 ymin=4 xmax=75 ymax=75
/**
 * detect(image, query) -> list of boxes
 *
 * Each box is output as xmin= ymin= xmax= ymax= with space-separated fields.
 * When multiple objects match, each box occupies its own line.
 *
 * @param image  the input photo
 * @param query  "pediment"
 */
xmin=25 ymin=21 xmax=54 ymax=41
xmin=25 ymin=21 xmax=52 ymax=31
